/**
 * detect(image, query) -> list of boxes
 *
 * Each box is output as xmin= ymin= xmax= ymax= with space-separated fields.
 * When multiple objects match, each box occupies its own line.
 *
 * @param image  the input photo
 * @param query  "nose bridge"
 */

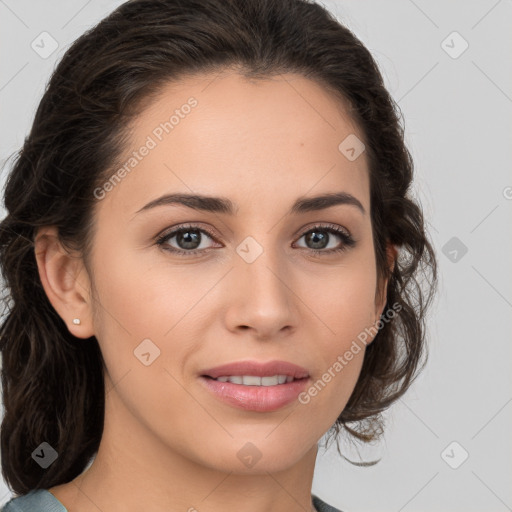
xmin=236 ymin=232 xmax=288 ymax=298
xmin=229 ymin=231 xmax=297 ymax=332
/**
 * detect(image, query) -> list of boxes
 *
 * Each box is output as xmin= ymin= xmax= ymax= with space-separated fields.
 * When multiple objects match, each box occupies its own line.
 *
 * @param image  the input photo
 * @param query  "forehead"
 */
xmin=99 ymin=71 xmax=370 ymax=218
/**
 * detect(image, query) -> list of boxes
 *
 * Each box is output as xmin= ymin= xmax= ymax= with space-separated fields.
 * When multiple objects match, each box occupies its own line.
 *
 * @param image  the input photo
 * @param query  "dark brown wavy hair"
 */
xmin=0 ymin=0 xmax=437 ymax=496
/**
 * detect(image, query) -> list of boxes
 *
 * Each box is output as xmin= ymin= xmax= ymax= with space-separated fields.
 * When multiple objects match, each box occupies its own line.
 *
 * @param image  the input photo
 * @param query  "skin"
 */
xmin=35 ymin=71 xmax=395 ymax=512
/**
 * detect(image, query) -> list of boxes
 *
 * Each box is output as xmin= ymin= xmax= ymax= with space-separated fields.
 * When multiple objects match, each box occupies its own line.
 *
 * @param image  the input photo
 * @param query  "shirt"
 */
xmin=1 ymin=489 xmax=343 ymax=512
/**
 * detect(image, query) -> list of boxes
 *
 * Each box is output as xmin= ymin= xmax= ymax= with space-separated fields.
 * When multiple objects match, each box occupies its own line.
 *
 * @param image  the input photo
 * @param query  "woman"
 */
xmin=0 ymin=0 xmax=437 ymax=511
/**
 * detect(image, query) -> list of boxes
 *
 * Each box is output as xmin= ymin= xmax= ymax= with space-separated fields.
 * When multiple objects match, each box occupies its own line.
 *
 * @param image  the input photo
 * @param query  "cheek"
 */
xmin=88 ymin=239 xmax=207 ymax=400
xmin=296 ymin=258 xmax=376 ymax=417
xmin=303 ymin=359 xmax=364 ymax=440
xmin=90 ymin=237 xmax=190 ymax=338
xmin=88 ymin=247 xmax=197 ymax=441
xmin=87 ymin=239 xmax=166 ymax=375
xmin=305 ymin=258 xmax=378 ymax=349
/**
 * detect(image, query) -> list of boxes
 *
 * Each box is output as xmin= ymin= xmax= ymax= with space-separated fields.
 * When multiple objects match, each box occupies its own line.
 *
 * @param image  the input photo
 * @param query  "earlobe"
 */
xmin=34 ymin=226 xmax=95 ymax=339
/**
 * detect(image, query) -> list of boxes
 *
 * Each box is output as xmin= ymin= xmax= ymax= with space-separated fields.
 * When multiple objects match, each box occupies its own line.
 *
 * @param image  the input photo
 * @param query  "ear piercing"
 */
xmin=72 ymin=318 xmax=81 ymax=325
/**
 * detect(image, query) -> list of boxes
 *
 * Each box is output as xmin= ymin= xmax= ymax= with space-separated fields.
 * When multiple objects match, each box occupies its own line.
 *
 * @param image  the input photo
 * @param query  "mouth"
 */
xmin=202 ymin=374 xmax=301 ymax=385
xmin=200 ymin=359 xmax=310 ymax=380
xmin=198 ymin=360 xmax=311 ymax=412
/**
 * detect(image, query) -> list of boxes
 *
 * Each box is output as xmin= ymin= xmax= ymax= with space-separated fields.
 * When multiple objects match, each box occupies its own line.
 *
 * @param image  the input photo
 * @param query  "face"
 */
xmin=80 ymin=71 xmax=387 ymax=473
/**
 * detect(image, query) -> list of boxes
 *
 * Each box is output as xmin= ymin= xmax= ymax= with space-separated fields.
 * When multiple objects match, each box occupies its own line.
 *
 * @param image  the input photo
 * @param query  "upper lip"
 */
xmin=201 ymin=360 xmax=310 ymax=379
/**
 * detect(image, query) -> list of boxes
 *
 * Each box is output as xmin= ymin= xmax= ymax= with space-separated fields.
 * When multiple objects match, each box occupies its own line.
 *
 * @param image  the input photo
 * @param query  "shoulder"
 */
xmin=1 ymin=489 xmax=67 ymax=512
xmin=312 ymin=493 xmax=345 ymax=512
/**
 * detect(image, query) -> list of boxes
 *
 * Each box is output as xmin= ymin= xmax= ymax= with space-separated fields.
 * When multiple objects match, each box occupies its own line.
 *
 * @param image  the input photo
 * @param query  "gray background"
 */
xmin=1 ymin=1 xmax=511 ymax=511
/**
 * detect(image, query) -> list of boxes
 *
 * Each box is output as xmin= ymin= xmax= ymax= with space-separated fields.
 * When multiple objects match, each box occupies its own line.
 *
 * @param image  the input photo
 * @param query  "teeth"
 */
xmin=213 ymin=374 xmax=295 ymax=386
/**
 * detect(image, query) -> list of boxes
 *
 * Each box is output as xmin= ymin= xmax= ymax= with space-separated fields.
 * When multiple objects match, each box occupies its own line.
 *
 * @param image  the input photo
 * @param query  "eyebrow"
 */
xmin=133 ymin=191 xmax=366 ymax=217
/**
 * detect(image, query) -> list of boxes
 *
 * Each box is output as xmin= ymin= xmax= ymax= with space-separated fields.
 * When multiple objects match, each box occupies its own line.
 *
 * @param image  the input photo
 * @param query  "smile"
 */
xmin=211 ymin=375 xmax=295 ymax=385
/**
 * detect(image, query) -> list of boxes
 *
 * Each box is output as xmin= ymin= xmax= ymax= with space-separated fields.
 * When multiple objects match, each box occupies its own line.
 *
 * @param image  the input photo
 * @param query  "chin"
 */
xmin=196 ymin=437 xmax=314 ymax=474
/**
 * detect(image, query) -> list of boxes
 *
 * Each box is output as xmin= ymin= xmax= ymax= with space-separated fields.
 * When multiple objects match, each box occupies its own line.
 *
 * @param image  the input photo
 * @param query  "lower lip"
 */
xmin=199 ymin=376 xmax=310 ymax=412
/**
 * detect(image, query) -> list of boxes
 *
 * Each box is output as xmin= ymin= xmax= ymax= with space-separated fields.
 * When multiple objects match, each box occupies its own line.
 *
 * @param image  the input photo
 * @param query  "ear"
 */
xmin=375 ymin=242 xmax=397 ymax=316
xmin=370 ymin=242 xmax=398 ymax=335
xmin=34 ymin=226 xmax=95 ymax=339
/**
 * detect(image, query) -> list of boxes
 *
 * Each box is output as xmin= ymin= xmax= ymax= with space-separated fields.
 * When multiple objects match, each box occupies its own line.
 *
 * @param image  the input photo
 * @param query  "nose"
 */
xmin=223 ymin=241 xmax=300 ymax=340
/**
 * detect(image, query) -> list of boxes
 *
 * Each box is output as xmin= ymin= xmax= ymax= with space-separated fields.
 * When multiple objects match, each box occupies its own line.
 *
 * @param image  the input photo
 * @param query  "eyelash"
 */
xmin=155 ymin=223 xmax=356 ymax=257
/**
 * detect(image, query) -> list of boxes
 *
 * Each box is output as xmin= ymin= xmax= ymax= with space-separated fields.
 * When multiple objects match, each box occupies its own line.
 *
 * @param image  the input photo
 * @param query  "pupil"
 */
xmin=178 ymin=229 xmax=200 ymax=250
xmin=307 ymin=230 xmax=327 ymax=249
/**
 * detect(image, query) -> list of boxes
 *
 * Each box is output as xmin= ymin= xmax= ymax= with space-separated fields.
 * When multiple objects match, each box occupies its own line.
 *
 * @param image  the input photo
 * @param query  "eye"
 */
xmin=156 ymin=224 xmax=220 ymax=256
xmin=155 ymin=222 xmax=356 ymax=257
xmin=293 ymin=223 xmax=356 ymax=255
